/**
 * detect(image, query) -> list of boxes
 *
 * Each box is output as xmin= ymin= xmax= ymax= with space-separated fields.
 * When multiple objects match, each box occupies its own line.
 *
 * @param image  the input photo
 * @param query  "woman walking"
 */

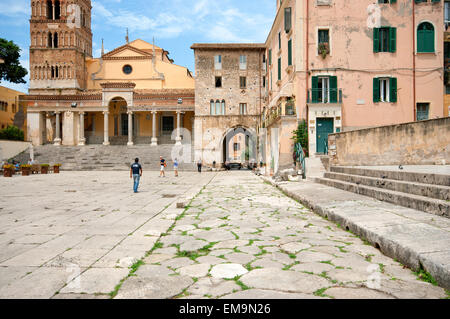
xmin=174 ymin=158 xmax=179 ymax=177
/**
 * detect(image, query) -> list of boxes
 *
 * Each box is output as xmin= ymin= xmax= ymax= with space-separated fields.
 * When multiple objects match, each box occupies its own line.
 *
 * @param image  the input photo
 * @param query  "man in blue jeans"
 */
xmin=130 ymin=158 xmax=143 ymax=193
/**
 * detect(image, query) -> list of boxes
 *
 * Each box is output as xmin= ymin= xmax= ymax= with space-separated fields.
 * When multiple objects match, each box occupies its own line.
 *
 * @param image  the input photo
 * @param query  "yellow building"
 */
xmin=0 ymin=86 xmax=27 ymax=132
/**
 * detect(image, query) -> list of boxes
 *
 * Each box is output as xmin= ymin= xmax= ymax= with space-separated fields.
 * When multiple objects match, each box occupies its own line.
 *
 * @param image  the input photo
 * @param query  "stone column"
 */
xmin=151 ymin=111 xmax=158 ymax=146
xmin=103 ymin=111 xmax=110 ymax=146
xmin=54 ymin=111 xmax=61 ymax=145
xmin=78 ymin=112 xmax=86 ymax=146
xmin=127 ymin=111 xmax=134 ymax=146
xmin=52 ymin=0 xmax=55 ymax=20
xmin=175 ymin=111 xmax=182 ymax=145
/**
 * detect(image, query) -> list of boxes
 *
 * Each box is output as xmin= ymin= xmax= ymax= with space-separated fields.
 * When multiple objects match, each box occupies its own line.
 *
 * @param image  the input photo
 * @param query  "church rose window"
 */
xmin=123 ymin=65 xmax=133 ymax=74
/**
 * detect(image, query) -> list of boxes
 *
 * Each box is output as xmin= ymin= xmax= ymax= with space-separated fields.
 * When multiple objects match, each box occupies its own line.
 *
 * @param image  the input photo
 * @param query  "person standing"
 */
xmin=130 ymin=158 xmax=143 ymax=193
xmin=197 ymin=159 xmax=202 ymax=173
xmin=174 ymin=158 xmax=179 ymax=177
xmin=160 ymin=156 xmax=166 ymax=177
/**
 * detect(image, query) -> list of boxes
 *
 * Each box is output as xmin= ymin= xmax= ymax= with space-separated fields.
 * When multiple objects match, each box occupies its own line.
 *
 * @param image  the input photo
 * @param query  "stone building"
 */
xmin=265 ymin=0 xmax=444 ymax=173
xmin=190 ymin=44 xmax=266 ymax=166
xmin=24 ymin=0 xmax=195 ymax=147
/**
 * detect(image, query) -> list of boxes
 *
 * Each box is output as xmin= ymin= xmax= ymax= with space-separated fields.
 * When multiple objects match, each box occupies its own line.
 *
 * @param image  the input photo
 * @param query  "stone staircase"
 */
xmin=16 ymin=144 xmax=197 ymax=171
xmin=315 ymin=166 xmax=450 ymax=218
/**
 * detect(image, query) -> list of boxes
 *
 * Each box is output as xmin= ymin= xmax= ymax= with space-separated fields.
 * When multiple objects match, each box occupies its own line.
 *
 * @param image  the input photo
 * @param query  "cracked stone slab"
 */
xmin=210 ymin=264 xmax=248 ymax=279
xmin=196 ymin=256 xmax=226 ymax=265
xmin=143 ymin=254 xmax=174 ymax=265
xmin=187 ymin=277 xmax=240 ymax=297
xmin=291 ymin=262 xmax=335 ymax=274
xmin=161 ymin=257 xmax=195 ymax=269
xmin=296 ymin=251 xmax=335 ymax=263
xmin=239 ymin=268 xmax=331 ymax=294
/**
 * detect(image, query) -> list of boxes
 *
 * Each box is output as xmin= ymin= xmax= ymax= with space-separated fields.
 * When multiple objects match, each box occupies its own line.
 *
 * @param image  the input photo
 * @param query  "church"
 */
xmin=25 ymin=0 xmax=197 ymax=148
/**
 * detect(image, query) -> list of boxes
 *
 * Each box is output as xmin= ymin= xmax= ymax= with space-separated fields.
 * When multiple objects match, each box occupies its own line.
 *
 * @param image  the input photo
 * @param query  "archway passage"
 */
xmin=106 ymin=97 xmax=135 ymax=144
xmin=222 ymin=126 xmax=257 ymax=170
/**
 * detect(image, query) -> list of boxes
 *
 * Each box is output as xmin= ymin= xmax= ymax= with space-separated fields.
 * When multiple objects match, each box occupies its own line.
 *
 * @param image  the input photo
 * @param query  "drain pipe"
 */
xmin=305 ymin=0 xmax=310 ymax=129
xmin=412 ymin=0 xmax=416 ymax=122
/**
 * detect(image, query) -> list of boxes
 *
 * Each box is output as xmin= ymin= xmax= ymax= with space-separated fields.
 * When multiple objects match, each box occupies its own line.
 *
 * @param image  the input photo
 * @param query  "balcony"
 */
xmin=307 ymin=88 xmax=342 ymax=104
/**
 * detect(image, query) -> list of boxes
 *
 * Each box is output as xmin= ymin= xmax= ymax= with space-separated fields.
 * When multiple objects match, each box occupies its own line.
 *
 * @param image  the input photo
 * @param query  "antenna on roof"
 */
xmin=101 ymin=38 xmax=104 ymax=56
xmin=126 ymin=28 xmax=129 ymax=44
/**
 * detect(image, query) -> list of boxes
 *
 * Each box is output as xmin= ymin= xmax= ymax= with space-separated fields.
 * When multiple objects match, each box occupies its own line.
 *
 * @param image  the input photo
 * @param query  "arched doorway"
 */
xmin=105 ymin=97 xmax=136 ymax=144
xmin=221 ymin=126 xmax=257 ymax=169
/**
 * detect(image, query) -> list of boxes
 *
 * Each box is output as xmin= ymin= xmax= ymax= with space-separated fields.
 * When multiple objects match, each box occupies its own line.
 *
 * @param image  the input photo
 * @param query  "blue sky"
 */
xmin=0 ymin=0 xmax=276 ymax=93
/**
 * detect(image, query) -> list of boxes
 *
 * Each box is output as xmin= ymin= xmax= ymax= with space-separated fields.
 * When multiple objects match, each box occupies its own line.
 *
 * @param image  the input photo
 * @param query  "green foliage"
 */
xmin=292 ymin=120 xmax=309 ymax=157
xmin=0 ymin=38 xmax=28 ymax=84
xmin=0 ymin=125 xmax=24 ymax=141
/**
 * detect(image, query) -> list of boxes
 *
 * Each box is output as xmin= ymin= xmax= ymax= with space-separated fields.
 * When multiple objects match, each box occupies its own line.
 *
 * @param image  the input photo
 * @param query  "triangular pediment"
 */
xmin=102 ymin=44 xmax=152 ymax=59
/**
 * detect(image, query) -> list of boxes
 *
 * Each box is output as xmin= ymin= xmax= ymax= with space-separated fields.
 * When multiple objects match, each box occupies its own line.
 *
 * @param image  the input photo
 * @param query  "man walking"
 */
xmin=197 ymin=159 xmax=202 ymax=173
xmin=130 ymin=158 xmax=143 ymax=193
xmin=160 ymin=156 xmax=166 ymax=177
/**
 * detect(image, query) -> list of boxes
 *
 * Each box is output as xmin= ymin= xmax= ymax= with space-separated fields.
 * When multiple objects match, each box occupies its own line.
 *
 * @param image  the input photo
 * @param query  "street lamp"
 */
xmin=71 ymin=103 xmax=77 ymax=108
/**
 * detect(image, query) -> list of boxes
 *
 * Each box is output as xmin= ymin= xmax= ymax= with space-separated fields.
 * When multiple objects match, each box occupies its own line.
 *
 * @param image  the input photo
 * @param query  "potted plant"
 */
xmin=318 ymin=43 xmax=330 ymax=59
xmin=53 ymin=164 xmax=62 ymax=174
xmin=21 ymin=164 xmax=32 ymax=176
xmin=41 ymin=164 xmax=50 ymax=174
xmin=3 ymin=164 xmax=13 ymax=177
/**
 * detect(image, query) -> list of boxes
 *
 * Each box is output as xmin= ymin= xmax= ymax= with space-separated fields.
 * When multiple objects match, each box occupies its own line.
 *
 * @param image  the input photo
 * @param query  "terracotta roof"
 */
xmin=191 ymin=43 xmax=266 ymax=50
xmin=134 ymin=89 xmax=195 ymax=98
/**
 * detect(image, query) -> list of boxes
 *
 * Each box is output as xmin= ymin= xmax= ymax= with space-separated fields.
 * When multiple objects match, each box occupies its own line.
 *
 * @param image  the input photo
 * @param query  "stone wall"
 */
xmin=329 ymin=117 xmax=450 ymax=166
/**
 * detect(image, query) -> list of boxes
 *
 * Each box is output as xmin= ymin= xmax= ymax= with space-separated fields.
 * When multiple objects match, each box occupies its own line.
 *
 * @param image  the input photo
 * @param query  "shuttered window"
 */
xmin=288 ymin=39 xmax=292 ymax=66
xmin=373 ymin=27 xmax=396 ymax=53
xmin=417 ymin=22 xmax=435 ymax=53
xmin=278 ymin=57 xmax=281 ymax=81
xmin=284 ymin=7 xmax=292 ymax=33
xmin=373 ymin=77 xmax=397 ymax=103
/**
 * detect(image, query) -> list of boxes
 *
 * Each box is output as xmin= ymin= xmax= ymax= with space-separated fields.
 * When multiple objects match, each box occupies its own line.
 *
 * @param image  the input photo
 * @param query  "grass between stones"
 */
xmin=313 ymin=287 xmax=333 ymax=299
xmin=175 ymin=242 xmax=219 ymax=261
xmin=413 ymin=267 xmax=438 ymax=286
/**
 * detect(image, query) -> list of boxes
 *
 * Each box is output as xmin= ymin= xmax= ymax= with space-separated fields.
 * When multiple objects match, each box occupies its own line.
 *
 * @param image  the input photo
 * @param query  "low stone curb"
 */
xmin=261 ymin=176 xmax=450 ymax=290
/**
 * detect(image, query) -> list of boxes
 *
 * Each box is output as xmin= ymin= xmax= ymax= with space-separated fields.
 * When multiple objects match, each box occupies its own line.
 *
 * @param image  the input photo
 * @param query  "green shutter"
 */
xmin=389 ymin=27 xmax=396 ymax=53
xmin=330 ymin=76 xmax=338 ymax=103
xmin=269 ymin=49 xmax=272 ymax=65
xmin=391 ymin=0 xmax=397 ymax=3
xmin=373 ymin=28 xmax=380 ymax=53
xmin=278 ymin=57 xmax=281 ymax=81
xmin=390 ymin=78 xmax=397 ymax=103
xmin=288 ymin=39 xmax=292 ymax=66
xmin=373 ymin=78 xmax=380 ymax=103
xmin=312 ymin=76 xmax=319 ymax=103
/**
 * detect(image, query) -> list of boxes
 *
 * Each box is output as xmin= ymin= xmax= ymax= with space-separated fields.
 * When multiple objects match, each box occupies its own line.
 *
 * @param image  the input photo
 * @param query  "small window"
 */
xmin=374 ymin=27 xmax=396 ymax=53
xmin=123 ymin=65 xmax=133 ymax=74
xmin=214 ymin=55 xmax=222 ymax=70
xmin=239 ymin=55 xmax=247 ymax=70
xmin=210 ymin=100 xmax=215 ymax=115
xmin=380 ymin=78 xmax=390 ymax=102
xmin=240 ymin=76 xmax=247 ymax=89
xmin=416 ymin=103 xmax=430 ymax=121
xmin=215 ymin=76 xmax=222 ymax=88
xmin=373 ymin=77 xmax=397 ymax=103
xmin=239 ymin=103 xmax=247 ymax=115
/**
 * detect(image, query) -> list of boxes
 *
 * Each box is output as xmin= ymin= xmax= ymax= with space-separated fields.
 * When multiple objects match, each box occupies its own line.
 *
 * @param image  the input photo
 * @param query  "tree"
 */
xmin=0 ymin=125 xmax=25 ymax=141
xmin=0 ymin=38 xmax=28 ymax=84
xmin=292 ymin=119 xmax=309 ymax=157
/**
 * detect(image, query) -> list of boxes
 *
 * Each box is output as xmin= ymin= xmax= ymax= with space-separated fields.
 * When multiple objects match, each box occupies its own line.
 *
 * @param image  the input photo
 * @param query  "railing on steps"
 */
xmin=294 ymin=143 xmax=306 ymax=180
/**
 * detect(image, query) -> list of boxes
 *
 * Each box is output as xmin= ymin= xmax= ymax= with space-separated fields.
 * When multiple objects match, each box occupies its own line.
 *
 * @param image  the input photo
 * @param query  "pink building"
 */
xmin=264 ymin=0 xmax=444 ymax=172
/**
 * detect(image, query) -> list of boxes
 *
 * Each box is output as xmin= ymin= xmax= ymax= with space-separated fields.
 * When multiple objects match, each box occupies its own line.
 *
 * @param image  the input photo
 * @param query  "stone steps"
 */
xmin=16 ymin=144 xmax=197 ymax=171
xmin=315 ymin=177 xmax=450 ymax=219
xmin=324 ymin=172 xmax=450 ymax=201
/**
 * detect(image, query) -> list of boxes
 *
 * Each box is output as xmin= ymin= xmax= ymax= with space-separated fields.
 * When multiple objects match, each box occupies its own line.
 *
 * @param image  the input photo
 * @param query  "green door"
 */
xmin=316 ymin=118 xmax=334 ymax=154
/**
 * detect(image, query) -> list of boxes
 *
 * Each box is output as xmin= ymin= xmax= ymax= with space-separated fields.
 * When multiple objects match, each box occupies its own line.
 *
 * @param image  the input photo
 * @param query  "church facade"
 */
xmin=24 ymin=0 xmax=196 ymax=148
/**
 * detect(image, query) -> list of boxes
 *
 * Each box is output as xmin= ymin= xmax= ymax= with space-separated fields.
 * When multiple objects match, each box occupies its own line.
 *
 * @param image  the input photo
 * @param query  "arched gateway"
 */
xmin=221 ymin=126 xmax=257 ymax=169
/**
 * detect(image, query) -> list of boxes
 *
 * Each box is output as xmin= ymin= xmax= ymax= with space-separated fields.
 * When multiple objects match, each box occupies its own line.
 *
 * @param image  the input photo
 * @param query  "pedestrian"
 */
xmin=174 ymin=158 xmax=179 ymax=177
xmin=197 ymin=159 xmax=202 ymax=173
xmin=130 ymin=158 xmax=143 ymax=193
xmin=160 ymin=156 xmax=166 ymax=177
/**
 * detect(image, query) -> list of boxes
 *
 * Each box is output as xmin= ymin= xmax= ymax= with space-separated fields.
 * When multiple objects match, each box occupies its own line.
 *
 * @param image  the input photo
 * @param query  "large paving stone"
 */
xmin=280 ymin=242 xmax=312 ymax=254
xmin=178 ymin=264 xmax=210 ymax=278
xmin=220 ymin=289 xmax=321 ymax=299
xmin=60 ymin=268 xmax=129 ymax=294
xmin=224 ymin=253 xmax=255 ymax=265
xmin=240 ymin=268 xmax=331 ymax=294
xmin=291 ymin=262 xmax=335 ymax=274
xmin=325 ymin=287 xmax=394 ymax=299
xmin=296 ymin=251 xmax=335 ymax=263
xmin=210 ymin=264 xmax=248 ymax=279
xmin=187 ymin=277 xmax=240 ymax=297
xmin=161 ymin=257 xmax=195 ymax=270
xmin=179 ymin=239 xmax=207 ymax=252
xmin=115 ymin=275 xmax=194 ymax=299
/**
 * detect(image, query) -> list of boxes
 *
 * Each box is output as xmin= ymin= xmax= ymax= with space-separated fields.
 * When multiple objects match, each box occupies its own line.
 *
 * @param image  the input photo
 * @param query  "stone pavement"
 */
xmin=114 ymin=171 xmax=447 ymax=299
xmin=0 ymin=171 xmax=447 ymax=299
xmin=0 ymin=171 xmax=214 ymax=299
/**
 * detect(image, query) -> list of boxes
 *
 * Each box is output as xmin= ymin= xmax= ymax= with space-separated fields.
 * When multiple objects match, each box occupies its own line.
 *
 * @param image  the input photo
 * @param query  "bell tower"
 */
xmin=29 ymin=0 xmax=92 ymax=95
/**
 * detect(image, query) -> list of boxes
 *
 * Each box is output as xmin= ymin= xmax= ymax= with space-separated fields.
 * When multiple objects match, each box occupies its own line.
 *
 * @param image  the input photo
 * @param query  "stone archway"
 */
xmin=108 ymin=97 xmax=128 ymax=138
xmin=221 ymin=126 xmax=257 ymax=168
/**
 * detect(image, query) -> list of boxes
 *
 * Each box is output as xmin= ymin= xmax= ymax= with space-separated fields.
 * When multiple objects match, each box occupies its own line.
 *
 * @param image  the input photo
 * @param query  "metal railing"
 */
xmin=307 ymin=88 xmax=342 ymax=104
xmin=294 ymin=143 xmax=306 ymax=180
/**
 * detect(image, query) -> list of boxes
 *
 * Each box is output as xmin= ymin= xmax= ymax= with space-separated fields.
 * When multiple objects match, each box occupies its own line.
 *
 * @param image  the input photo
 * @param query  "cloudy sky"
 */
xmin=0 ymin=0 xmax=276 ymax=93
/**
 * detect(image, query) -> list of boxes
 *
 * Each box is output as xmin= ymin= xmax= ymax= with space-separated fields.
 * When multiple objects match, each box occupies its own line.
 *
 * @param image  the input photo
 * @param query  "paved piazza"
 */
xmin=0 ymin=171 xmax=446 ymax=299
